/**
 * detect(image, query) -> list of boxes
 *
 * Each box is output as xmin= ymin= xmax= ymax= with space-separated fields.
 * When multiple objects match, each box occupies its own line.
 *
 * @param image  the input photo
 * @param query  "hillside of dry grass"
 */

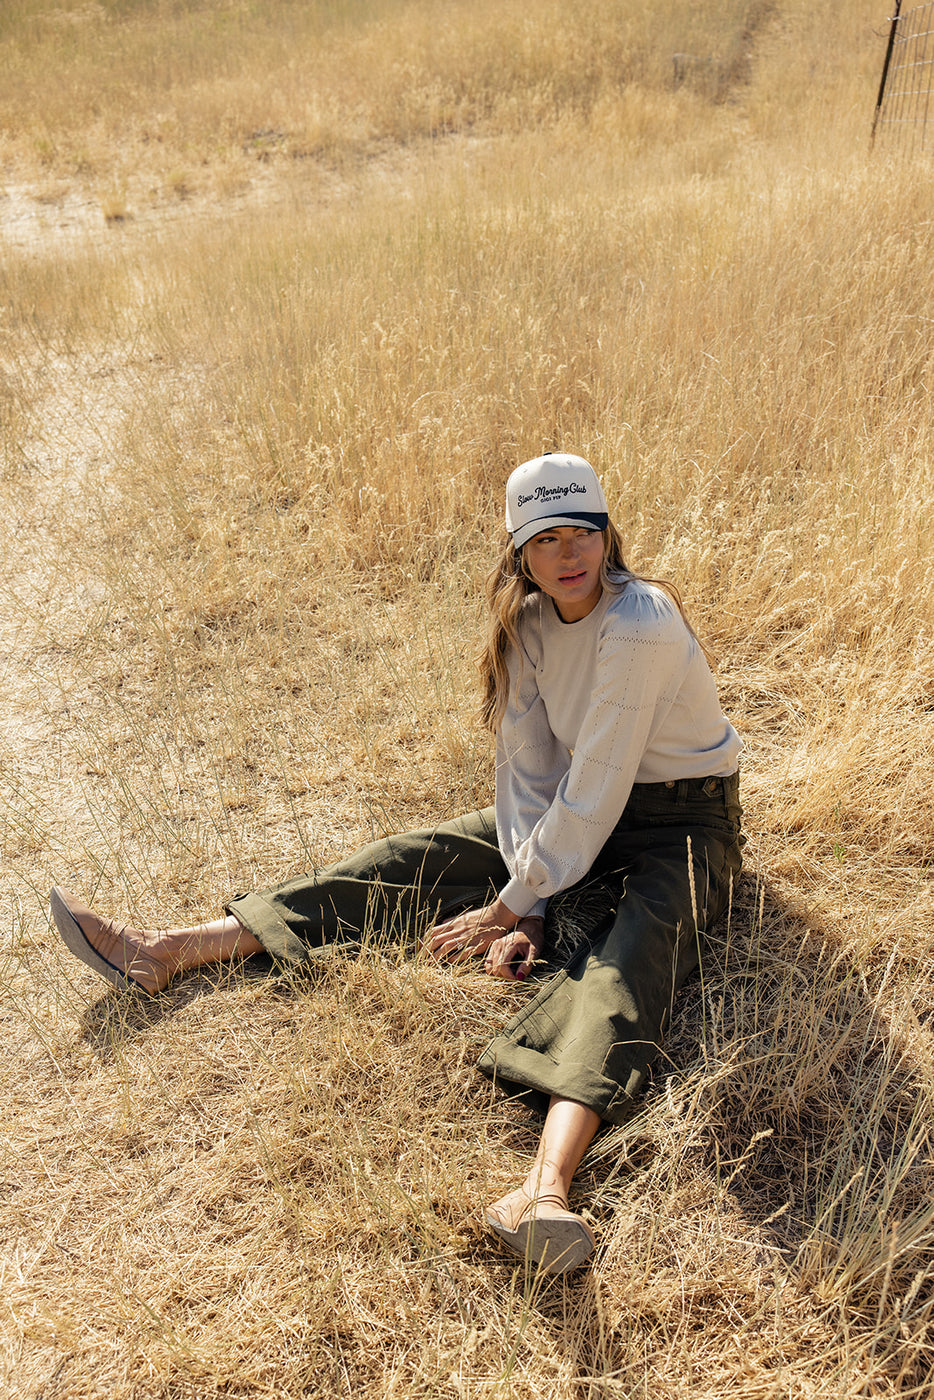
xmin=2 ymin=1 xmax=934 ymax=1396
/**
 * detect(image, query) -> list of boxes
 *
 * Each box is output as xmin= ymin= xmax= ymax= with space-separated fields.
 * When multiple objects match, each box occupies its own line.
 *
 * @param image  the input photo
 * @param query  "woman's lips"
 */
xmin=559 ymin=571 xmax=587 ymax=585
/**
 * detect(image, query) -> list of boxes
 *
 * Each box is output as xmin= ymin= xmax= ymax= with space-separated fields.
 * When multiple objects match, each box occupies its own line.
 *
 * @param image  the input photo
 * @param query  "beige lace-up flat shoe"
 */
xmin=484 ymin=1191 xmax=596 ymax=1273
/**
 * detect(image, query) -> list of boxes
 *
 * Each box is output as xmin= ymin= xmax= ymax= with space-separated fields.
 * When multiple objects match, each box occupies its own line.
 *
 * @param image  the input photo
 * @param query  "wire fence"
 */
xmin=872 ymin=2 xmax=934 ymax=150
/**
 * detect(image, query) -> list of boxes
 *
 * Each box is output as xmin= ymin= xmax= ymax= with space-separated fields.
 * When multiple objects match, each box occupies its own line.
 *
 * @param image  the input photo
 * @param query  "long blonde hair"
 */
xmin=477 ymin=523 xmax=704 ymax=734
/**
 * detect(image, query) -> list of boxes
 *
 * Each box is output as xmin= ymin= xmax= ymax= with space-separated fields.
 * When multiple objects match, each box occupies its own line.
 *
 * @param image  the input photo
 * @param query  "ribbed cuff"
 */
xmin=499 ymin=876 xmax=548 ymax=919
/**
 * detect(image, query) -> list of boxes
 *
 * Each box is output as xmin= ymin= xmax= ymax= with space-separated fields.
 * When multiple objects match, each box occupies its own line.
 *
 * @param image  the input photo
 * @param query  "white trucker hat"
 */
xmin=505 ymin=453 xmax=609 ymax=549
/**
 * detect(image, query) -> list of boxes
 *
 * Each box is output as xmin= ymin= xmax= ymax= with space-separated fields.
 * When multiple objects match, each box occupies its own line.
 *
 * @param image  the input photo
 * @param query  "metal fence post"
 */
xmin=871 ymin=0 xmax=904 ymax=146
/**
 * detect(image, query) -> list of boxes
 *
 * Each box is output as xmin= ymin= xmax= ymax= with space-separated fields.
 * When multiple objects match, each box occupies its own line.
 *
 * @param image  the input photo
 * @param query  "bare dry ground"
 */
xmin=2 ymin=1 xmax=934 ymax=1397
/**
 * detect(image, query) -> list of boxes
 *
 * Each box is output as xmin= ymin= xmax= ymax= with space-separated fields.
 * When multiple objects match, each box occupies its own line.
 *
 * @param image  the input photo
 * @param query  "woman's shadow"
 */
xmin=513 ymin=871 xmax=934 ymax=1388
xmin=75 ymin=949 xmax=282 ymax=1054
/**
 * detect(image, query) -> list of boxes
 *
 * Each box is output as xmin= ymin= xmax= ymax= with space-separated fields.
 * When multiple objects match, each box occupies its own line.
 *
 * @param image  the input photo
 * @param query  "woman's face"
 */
xmin=523 ymin=526 xmax=605 ymax=622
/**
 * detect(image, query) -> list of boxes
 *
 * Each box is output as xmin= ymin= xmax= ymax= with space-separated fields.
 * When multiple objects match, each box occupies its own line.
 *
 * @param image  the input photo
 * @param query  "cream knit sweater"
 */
xmin=495 ymin=578 xmax=742 ymax=918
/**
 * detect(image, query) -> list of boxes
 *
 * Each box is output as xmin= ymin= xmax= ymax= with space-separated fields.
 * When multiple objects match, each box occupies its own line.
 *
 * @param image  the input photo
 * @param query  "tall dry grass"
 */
xmin=3 ymin=0 xmax=934 ymax=1395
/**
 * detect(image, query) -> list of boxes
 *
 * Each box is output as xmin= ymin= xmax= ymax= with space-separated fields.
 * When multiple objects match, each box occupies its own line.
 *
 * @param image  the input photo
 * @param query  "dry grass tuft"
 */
xmin=3 ymin=0 xmax=934 ymax=1395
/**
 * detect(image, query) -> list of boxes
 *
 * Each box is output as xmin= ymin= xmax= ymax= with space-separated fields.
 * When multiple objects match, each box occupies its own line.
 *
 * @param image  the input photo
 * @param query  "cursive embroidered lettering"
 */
xmin=517 ymin=482 xmax=587 ymax=508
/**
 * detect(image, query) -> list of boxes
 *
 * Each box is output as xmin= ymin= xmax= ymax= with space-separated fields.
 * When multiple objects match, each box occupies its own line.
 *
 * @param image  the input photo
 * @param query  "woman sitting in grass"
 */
xmin=51 ymin=453 xmax=743 ymax=1274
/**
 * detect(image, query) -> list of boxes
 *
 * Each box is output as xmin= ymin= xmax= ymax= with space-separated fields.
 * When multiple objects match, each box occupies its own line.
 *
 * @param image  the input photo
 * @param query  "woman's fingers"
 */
xmin=425 ymin=911 xmax=470 ymax=952
xmin=425 ymin=916 xmax=457 ymax=956
xmin=484 ymin=917 xmax=545 ymax=980
xmin=428 ymin=932 xmax=471 ymax=962
xmin=484 ymin=932 xmax=535 ymax=980
xmin=424 ymin=907 xmax=499 ymax=962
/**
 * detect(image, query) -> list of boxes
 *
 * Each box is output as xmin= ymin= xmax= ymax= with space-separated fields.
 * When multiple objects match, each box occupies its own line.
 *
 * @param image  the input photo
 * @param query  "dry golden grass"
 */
xmin=2 ymin=0 xmax=934 ymax=1395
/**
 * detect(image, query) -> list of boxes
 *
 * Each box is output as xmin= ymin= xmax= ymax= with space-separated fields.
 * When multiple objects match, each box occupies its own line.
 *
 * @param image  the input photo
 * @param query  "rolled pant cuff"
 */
xmin=226 ymin=892 xmax=357 ymax=966
xmin=476 ymin=1038 xmax=645 ymax=1127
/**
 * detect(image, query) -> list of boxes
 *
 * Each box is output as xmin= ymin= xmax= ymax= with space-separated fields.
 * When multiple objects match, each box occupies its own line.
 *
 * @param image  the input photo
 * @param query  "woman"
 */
xmin=51 ymin=453 xmax=743 ymax=1274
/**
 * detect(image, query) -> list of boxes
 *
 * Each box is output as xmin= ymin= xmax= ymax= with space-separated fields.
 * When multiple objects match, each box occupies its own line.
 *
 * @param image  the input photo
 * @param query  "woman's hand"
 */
xmin=425 ymin=902 xmax=544 ymax=981
xmin=425 ymin=900 xmax=515 ymax=963
xmin=483 ymin=916 xmax=545 ymax=981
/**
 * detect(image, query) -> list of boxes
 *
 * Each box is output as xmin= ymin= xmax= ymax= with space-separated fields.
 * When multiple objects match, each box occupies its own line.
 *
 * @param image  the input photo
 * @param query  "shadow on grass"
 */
xmin=75 ymin=952 xmax=279 ymax=1054
xmin=545 ymin=870 xmax=934 ymax=1390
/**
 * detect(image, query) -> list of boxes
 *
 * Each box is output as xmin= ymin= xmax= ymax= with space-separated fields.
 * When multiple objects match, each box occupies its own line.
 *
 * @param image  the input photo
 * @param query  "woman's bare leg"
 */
xmin=485 ymin=1095 xmax=601 ymax=1271
xmin=491 ymin=1096 xmax=601 ymax=1215
xmin=151 ymin=915 xmax=264 ymax=981
xmin=50 ymin=887 xmax=262 ymax=994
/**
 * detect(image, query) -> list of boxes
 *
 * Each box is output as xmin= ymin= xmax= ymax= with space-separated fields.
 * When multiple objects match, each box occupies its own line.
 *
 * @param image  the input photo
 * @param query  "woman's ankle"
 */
xmin=521 ymin=1165 xmax=569 ymax=1204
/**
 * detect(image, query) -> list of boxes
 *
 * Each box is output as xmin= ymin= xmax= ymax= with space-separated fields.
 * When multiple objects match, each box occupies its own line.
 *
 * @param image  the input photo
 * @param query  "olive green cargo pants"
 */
xmin=228 ymin=773 xmax=743 ymax=1126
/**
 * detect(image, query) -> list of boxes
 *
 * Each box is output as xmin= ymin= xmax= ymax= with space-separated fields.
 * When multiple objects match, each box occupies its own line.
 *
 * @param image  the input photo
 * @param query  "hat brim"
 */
xmin=513 ymin=511 xmax=608 ymax=550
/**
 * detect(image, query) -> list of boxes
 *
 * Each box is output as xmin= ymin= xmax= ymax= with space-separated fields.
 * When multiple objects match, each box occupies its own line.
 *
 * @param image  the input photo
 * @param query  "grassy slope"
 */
xmin=2 ymin=1 xmax=934 ymax=1396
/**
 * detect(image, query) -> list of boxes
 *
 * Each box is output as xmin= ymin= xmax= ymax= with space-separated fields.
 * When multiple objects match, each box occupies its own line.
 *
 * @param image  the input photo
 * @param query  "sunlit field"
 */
xmin=2 ymin=1 xmax=934 ymax=1395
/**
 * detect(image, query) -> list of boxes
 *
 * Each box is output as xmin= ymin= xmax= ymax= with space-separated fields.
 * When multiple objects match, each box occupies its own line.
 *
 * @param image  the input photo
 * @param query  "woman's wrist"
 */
xmin=516 ymin=914 xmax=545 ymax=947
xmin=488 ymin=897 xmax=520 ymax=931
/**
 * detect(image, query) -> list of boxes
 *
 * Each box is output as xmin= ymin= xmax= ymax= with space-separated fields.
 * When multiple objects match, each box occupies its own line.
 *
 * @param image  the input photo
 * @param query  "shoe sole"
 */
xmin=49 ymin=887 xmax=149 ymax=994
xmin=484 ymin=1207 xmax=595 ymax=1273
